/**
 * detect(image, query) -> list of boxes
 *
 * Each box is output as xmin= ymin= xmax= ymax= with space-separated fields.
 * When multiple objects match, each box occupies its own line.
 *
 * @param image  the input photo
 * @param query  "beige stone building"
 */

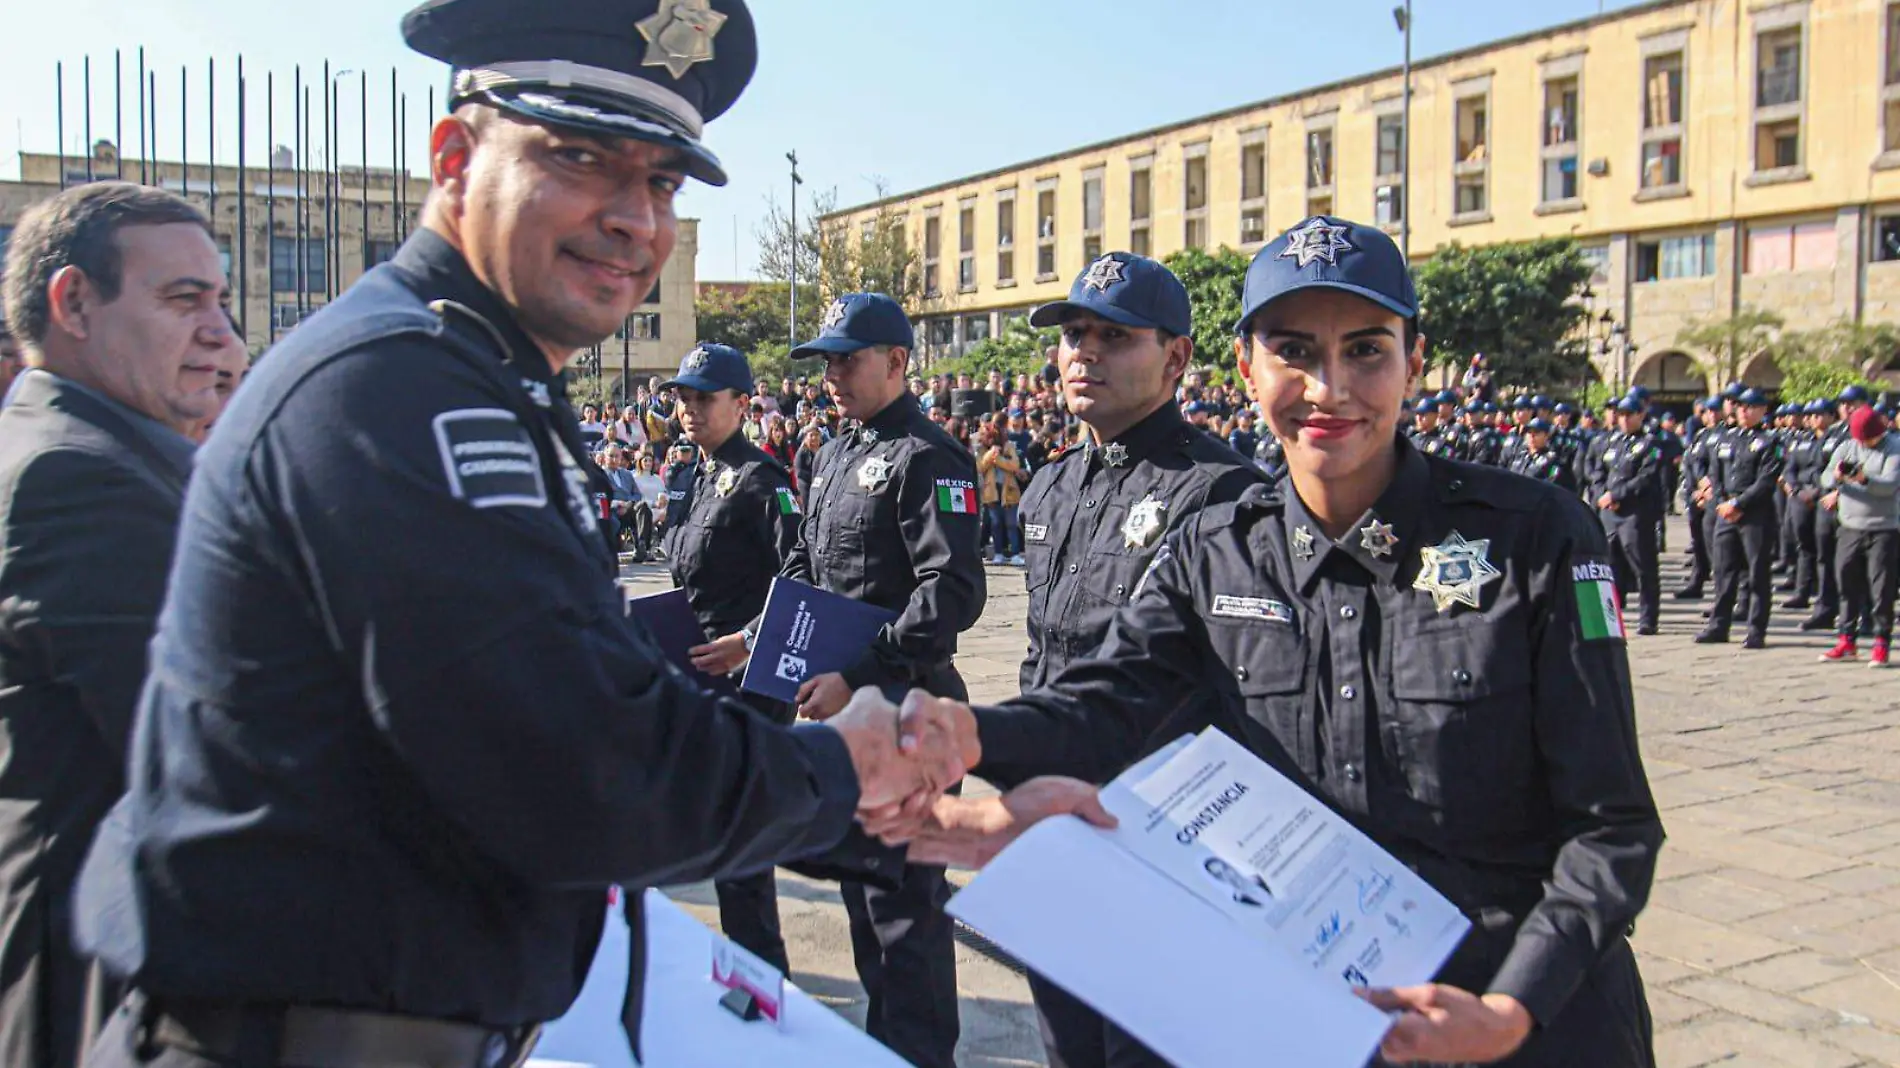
xmin=829 ymin=0 xmax=1900 ymax=397
xmin=0 ymin=142 xmax=698 ymax=384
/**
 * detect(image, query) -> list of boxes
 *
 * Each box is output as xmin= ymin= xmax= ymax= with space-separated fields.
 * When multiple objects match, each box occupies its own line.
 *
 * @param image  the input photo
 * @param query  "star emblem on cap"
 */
xmin=822 ymin=298 xmax=850 ymax=332
xmin=1278 ymin=217 xmax=1355 ymax=269
xmin=1081 ymin=255 xmax=1128 ymax=293
xmin=683 ymin=346 xmax=711 ymax=373
xmin=636 ymin=0 xmax=727 ymax=80
xmin=1358 ymin=518 xmax=1398 ymax=559
xmin=1412 ymin=531 xmax=1502 ymax=613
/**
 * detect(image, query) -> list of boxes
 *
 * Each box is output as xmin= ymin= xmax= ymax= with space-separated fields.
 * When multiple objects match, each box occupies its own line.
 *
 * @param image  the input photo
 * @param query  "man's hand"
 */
xmin=825 ymin=688 xmax=968 ymax=811
xmin=1821 ymin=490 xmax=1840 ymax=511
xmin=688 ymin=633 xmax=750 ymax=676
xmin=796 ymin=672 xmax=853 ymax=720
xmin=865 ymin=777 xmax=1117 ymax=868
xmin=1716 ymin=501 xmax=1742 ymax=523
xmin=1596 ymin=492 xmax=1617 ymax=512
xmin=1359 ymin=986 xmax=1534 ymax=1065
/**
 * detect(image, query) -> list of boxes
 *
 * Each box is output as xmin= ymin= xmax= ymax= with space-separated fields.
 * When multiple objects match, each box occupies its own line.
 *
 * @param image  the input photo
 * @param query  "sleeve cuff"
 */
xmin=786 ymin=724 xmax=861 ymax=858
xmin=1486 ymin=932 xmax=1590 ymax=1030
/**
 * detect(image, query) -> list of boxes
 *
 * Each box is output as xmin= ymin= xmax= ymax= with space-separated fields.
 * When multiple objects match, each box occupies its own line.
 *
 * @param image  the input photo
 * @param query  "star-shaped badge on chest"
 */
xmin=1412 ymin=531 xmax=1502 ymax=613
xmin=636 ymin=0 xmax=727 ymax=80
xmin=1278 ymin=217 xmax=1355 ymax=269
xmin=1081 ymin=255 xmax=1128 ymax=293
xmin=1358 ymin=518 xmax=1398 ymax=559
xmin=1291 ymin=525 xmax=1317 ymax=561
xmin=1102 ymin=442 xmax=1129 ymax=468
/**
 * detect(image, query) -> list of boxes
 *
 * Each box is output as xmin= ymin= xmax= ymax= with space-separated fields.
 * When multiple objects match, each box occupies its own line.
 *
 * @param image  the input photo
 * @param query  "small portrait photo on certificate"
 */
xmin=1203 ymin=856 xmax=1273 ymax=907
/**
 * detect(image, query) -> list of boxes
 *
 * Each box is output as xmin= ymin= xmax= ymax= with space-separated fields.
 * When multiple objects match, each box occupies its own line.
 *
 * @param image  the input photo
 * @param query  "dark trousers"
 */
xmin=1838 ymin=527 xmax=1899 ymax=643
xmin=1607 ymin=515 xmax=1660 ymax=629
xmin=1774 ymin=489 xmax=1793 ymax=564
xmin=713 ymin=689 xmax=794 ymax=974
xmin=1683 ymin=500 xmax=1710 ymax=588
xmin=1027 ymin=973 xmax=1168 ymax=1068
xmin=839 ymin=671 xmax=967 ymax=1068
xmin=1711 ymin=513 xmax=1775 ymax=639
xmin=1813 ymin=507 xmax=1842 ymax=621
xmin=1788 ymin=494 xmax=1820 ymax=598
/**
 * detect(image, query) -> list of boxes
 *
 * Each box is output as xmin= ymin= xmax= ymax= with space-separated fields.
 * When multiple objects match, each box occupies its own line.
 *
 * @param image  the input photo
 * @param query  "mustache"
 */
xmin=562 ymin=241 xmax=656 ymax=275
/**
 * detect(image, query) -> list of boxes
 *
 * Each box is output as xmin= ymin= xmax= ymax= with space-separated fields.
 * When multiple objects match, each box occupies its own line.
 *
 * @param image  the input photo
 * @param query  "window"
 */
xmin=365 ymin=238 xmax=399 ymax=269
xmin=1889 ymin=3 xmax=1900 ymax=86
xmin=1753 ymin=26 xmax=1805 ymax=173
xmin=861 ymin=220 xmax=875 ymax=245
xmin=1306 ymin=125 xmax=1335 ymax=217
xmin=922 ymin=212 xmax=941 ymax=299
xmin=1129 ymin=157 xmax=1153 ymax=258
xmin=271 ymin=303 xmax=303 ymax=331
xmin=270 ymin=236 xmax=326 ymax=293
xmin=1641 ymin=52 xmax=1686 ymax=190
xmin=1036 ymin=184 xmax=1057 ymax=279
xmin=927 ymin=318 xmax=955 ymax=348
xmin=621 ymin=313 xmax=661 ymax=340
xmin=963 ymin=315 xmax=991 ymax=345
xmin=1746 ymin=221 xmax=1835 ymax=273
xmin=1240 ymin=134 xmax=1267 ymax=245
xmin=217 ymin=237 xmax=233 ymax=280
xmin=1875 ymin=214 xmax=1900 ymax=262
xmin=1082 ymin=168 xmax=1105 ymax=266
xmin=0 ymin=225 xmax=11 ymax=262
xmin=958 ymin=199 xmax=976 ymax=292
xmin=1374 ymin=114 xmax=1404 ymax=226
xmin=996 ymin=189 xmax=1016 ymax=284
xmin=1453 ymin=94 xmax=1489 ymax=216
xmin=1578 ymin=243 xmax=1611 ymax=285
xmin=1183 ymin=144 xmax=1209 ymax=249
xmin=1542 ymin=75 xmax=1580 ymax=204
xmin=1634 ymin=233 xmax=1716 ymax=282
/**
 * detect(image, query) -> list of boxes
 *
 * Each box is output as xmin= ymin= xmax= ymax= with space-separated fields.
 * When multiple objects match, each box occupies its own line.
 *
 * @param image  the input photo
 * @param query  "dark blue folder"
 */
xmin=625 ymin=587 xmax=736 ymax=696
xmin=740 ymin=577 xmax=898 ymax=702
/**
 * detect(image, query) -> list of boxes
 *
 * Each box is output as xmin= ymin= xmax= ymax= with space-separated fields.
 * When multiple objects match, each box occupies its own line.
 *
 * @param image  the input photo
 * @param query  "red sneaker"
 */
xmin=1820 ymin=636 xmax=1857 ymax=662
xmin=1872 ymin=640 xmax=1890 ymax=669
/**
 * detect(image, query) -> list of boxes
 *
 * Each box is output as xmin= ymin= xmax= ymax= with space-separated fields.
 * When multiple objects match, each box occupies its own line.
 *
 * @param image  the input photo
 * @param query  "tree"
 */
xmin=1411 ymin=238 xmax=1594 ymax=389
xmin=1673 ymin=305 xmax=1783 ymax=389
xmin=755 ymin=178 xmax=921 ymax=343
xmin=694 ymin=282 xmax=793 ymax=354
xmin=1768 ymin=317 xmax=1889 ymax=402
xmin=1161 ymin=246 xmax=1250 ymax=373
xmin=938 ymin=320 xmax=1057 ymax=380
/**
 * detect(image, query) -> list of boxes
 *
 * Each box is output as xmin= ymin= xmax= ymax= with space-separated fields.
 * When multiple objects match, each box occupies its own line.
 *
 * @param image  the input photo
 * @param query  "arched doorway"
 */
xmin=1739 ymin=352 xmax=1785 ymax=391
xmin=1875 ymin=352 xmax=1900 ymax=389
xmin=1630 ymin=351 xmax=1709 ymax=401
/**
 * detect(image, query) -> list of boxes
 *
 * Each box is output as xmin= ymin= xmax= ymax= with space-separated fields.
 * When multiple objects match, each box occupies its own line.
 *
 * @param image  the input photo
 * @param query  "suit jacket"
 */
xmin=0 ymin=370 xmax=191 ymax=1068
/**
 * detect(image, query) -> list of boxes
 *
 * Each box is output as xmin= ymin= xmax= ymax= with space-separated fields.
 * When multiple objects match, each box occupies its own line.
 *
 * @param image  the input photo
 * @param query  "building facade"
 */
xmin=829 ymin=0 xmax=1900 ymax=396
xmin=0 ymin=142 xmax=699 ymax=382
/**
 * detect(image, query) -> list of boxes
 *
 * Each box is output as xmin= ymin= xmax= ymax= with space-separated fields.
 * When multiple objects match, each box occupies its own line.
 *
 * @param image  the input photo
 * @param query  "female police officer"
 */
xmin=887 ymin=216 xmax=1662 ymax=1066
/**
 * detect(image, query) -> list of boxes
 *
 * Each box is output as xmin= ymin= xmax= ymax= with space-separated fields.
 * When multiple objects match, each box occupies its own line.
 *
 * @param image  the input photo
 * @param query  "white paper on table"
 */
xmin=947 ymin=817 xmax=1394 ymax=1068
xmin=527 ymin=890 xmax=909 ymax=1068
xmin=1101 ymin=728 xmax=1469 ymax=991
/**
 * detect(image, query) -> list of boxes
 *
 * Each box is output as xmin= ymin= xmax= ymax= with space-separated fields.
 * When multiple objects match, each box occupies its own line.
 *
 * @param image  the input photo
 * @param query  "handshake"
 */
xmin=819 ymin=687 xmax=1116 ymax=869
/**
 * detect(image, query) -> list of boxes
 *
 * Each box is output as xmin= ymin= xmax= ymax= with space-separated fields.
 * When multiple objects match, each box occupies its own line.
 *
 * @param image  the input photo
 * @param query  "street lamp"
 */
xmin=1393 ymin=2 xmax=1412 ymax=260
xmin=787 ymin=150 xmax=802 ymax=346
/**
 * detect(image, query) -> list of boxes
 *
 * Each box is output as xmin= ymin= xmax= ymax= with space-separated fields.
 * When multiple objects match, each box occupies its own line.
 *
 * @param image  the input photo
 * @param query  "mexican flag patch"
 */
xmin=935 ymin=479 xmax=978 ymax=514
xmin=1571 ymin=560 xmax=1625 ymax=641
xmin=775 ymin=487 xmax=800 ymax=515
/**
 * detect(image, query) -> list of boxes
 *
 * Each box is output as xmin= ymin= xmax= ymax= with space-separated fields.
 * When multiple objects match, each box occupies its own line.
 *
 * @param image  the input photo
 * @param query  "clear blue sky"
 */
xmin=2 ymin=0 xmax=1646 ymax=279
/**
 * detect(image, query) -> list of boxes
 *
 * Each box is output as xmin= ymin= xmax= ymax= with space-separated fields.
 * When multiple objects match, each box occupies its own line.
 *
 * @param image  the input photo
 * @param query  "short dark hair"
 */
xmin=2 ymin=181 xmax=210 ymax=350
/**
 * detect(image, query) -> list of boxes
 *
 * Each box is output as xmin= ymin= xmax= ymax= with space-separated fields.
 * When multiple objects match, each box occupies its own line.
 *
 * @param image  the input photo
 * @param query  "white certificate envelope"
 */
xmin=528 ymin=890 xmax=910 ymax=1068
xmin=947 ymin=817 xmax=1394 ymax=1068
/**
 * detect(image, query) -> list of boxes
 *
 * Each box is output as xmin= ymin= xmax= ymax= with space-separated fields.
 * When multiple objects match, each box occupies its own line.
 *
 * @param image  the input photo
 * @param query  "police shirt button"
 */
xmin=1344 ymin=763 xmax=1363 ymax=783
xmin=1236 ymin=666 xmax=1250 ymax=681
xmin=1340 ymin=605 xmax=1357 ymax=620
xmin=1086 ymin=499 xmax=1097 ymax=508
xmin=1453 ymin=668 xmax=1472 ymax=685
xmin=1068 ymin=564 xmax=1079 ymax=574
xmin=866 ymin=857 xmax=882 ymax=870
xmin=1115 ymin=583 xmax=1126 ymax=596
xmin=1339 ymin=684 xmax=1357 ymax=700
xmin=1449 ymin=479 xmax=1465 ymax=492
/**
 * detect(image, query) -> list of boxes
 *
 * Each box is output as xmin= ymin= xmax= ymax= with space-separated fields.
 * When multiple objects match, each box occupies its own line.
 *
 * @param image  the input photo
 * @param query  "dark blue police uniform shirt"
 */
xmin=74 ymin=230 xmax=860 ymax=1027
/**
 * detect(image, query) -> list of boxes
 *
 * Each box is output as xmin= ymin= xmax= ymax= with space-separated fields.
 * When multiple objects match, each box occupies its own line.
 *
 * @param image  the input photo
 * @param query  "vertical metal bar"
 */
xmin=55 ymin=62 xmax=65 ymax=189
xmin=114 ymin=50 xmax=124 ymax=178
xmin=267 ymin=70 xmax=276 ymax=344
xmin=238 ymin=56 xmax=249 ymax=342
xmin=398 ymin=92 xmax=408 ymax=241
xmin=1399 ymin=0 xmax=1412 ymax=261
xmin=389 ymin=68 xmax=398 ymax=248
xmin=180 ymin=66 xmax=188 ymax=197
xmin=322 ymin=61 xmax=332 ymax=301
xmin=137 ymin=47 xmax=147 ymax=182
xmin=148 ymin=72 xmax=157 ymax=184
xmin=360 ymin=70 xmax=369 ymax=275
xmin=83 ymin=56 xmax=94 ymax=181
xmin=208 ymin=58 xmax=218 ymax=235
xmin=294 ymin=65 xmax=304 ymax=316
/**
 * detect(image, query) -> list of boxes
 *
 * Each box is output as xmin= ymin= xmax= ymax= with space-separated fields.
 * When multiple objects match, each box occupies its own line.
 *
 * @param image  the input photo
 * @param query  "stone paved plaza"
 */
xmin=624 ymin=512 xmax=1900 ymax=1067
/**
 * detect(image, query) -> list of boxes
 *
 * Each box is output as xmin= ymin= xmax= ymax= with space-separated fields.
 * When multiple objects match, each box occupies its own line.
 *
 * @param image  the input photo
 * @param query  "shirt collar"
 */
xmin=1281 ymin=436 xmax=1431 ymax=592
xmin=710 ymin=431 xmax=754 ymax=468
xmin=389 ymin=229 xmax=559 ymax=390
xmin=860 ymin=391 xmax=921 ymax=439
xmin=1094 ymin=401 xmax=1192 ymax=469
xmin=33 ymin=369 xmax=197 ymax=480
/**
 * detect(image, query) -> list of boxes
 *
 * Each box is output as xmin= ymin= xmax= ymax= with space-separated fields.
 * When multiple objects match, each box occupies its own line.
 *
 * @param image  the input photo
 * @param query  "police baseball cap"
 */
xmin=1737 ymin=387 xmax=1771 ymax=407
xmin=1532 ymin=394 xmax=1553 ymax=409
xmin=659 ymin=342 xmax=752 ymax=394
xmin=1722 ymin=383 xmax=1747 ymax=401
xmin=1412 ymin=398 xmax=1435 ymax=414
xmin=1614 ymin=395 xmax=1643 ymax=414
xmin=791 ymin=293 xmax=914 ymax=358
xmin=402 ymin=0 xmax=756 ymax=186
xmin=1435 ymin=389 xmax=1458 ymax=406
xmin=1483 ymin=402 xmax=1500 ymax=413
xmin=1804 ymin=398 xmax=1832 ymax=415
xmin=1629 ymin=385 xmax=1651 ymax=400
xmin=1554 ymin=402 xmax=1575 ymax=416
xmin=1511 ymin=395 xmax=1535 ymax=411
xmin=1234 ymin=216 xmax=1417 ymax=335
xmin=1030 ymin=252 xmax=1192 ymax=338
xmin=1527 ymin=418 xmax=1554 ymax=434
xmin=1838 ymin=384 xmax=1871 ymax=404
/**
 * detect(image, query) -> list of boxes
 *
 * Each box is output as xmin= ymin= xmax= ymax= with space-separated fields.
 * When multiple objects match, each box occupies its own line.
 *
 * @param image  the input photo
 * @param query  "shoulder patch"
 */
xmin=934 ymin=478 xmax=978 ymax=514
xmin=1211 ymin=595 xmax=1295 ymax=625
xmin=775 ymin=486 xmax=801 ymax=515
xmin=1570 ymin=557 xmax=1626 ymax=642
xmin=432 ymin=408 xmax=547 ymax=509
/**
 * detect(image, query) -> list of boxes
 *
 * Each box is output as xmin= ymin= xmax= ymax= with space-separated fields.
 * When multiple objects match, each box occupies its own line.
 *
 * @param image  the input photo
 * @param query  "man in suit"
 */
xmin=0 ymin=181 xmax=234 ymax=1068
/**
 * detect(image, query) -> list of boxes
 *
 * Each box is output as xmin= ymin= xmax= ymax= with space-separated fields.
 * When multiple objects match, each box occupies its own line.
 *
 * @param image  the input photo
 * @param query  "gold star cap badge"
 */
xmin=637 ymin=0 xmax=727 ymax=80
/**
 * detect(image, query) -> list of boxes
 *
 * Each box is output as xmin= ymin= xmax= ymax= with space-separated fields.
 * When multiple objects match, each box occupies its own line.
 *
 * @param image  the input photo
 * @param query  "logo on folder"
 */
xmin=775 ymin=653 xmax=808 ymax=682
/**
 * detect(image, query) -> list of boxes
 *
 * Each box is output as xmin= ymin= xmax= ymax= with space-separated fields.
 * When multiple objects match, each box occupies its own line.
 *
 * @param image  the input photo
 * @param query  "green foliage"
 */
xmin=694 ymin=283 xmax=795 ymax=355
xmin=935 ymin=320 xmax=1057 ymax=380
xmin=1412 ymin=238 xmax=1594 ymax=389
xmin=1673 ymin=305 xmax=1784 ymax=388
xmin=1775 ymin=358 xmax=1872 ymax=404
xmin=745 ymin=340 xmax=801 ymax=388
xmin=758 ymin=179 xmax=921 ymax=341
xmin=1161 ymin=246 xmax=1250 ymax=372
xmin=1577 ymin=380 xmax=1620 ymax=414
xmin=1777 ymin=318 xmax=1900 ymax=377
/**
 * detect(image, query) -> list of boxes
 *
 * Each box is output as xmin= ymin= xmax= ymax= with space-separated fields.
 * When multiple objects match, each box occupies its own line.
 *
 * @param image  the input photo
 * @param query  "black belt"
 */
xmin=132 ymin=992 xmax=542 ymax=1068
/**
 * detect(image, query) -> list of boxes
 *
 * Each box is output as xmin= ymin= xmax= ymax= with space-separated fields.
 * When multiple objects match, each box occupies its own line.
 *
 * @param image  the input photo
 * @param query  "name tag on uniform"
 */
xmin=431 ymin=408 xmax=547 ymax=509
xmin=1025 ymin=523 xmax=1049 ymax=543
xmin=1210 ymin=595 xmax=1294 ymax=625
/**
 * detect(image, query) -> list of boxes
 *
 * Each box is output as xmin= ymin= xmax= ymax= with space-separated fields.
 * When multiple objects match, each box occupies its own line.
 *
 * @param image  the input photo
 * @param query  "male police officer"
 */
xmin=1780 ymin=399 xmax=1833 ymax=611
xmin=1509 ymin=417 xmax=1576 ymax=491
xmin=1594 ymin=396 xmax=1664 ymax=635
xmin=72 ymin=6 xmax=973 ymax=1067
xmin=1010 ymin=252 xmax=1264 ymax=1068
xmin=1698 ymin=388 xmax=1784 ymax=648
xmin=653 ymin=342 xmax=804 ymax=974
xmin=769 ymin=292 xmax=987 ymax=1068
